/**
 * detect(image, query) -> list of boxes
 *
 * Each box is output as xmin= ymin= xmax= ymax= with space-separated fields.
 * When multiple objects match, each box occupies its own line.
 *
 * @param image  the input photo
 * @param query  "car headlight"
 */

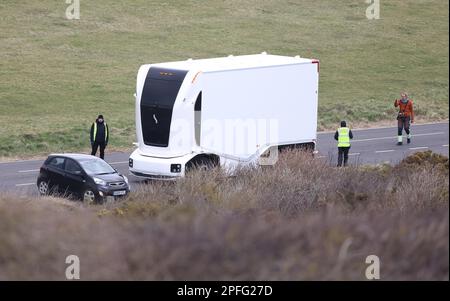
xmin=123 ymin=175 xmax=129 ymax=185
xmin=93 ymin=177 xmax=106 ymax=186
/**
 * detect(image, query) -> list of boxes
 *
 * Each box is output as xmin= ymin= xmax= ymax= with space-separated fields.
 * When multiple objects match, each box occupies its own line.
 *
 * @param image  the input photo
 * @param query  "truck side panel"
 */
xmin=199 ymin=63 xmax=318 ymax=160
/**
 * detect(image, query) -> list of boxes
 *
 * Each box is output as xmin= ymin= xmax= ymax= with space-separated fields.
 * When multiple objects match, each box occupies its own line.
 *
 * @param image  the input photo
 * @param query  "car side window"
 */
xmin=48 ymin=157 xmax=65 ymax=170
xmin=65 ymin=159 xmax=82 ymax=173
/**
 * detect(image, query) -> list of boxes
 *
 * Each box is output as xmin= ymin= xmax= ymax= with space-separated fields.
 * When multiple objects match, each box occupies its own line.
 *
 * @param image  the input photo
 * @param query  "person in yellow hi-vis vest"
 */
xmin=334 ymin=121 xmax=354 ymax=167
xmin=90 ymin=114 xmax=109 ymax=160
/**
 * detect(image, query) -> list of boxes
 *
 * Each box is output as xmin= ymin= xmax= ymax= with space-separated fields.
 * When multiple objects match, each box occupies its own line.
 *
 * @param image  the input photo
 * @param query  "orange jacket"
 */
xmin=394 ymin=99 xmax=414 ymax=121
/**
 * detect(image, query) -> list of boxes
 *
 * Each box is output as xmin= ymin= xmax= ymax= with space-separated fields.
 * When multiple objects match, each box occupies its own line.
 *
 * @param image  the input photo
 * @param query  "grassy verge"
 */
xmin=0 ymin=151 xmax=448 ymax=280
xmin=0 ymin=0 xmax=448 ymax=157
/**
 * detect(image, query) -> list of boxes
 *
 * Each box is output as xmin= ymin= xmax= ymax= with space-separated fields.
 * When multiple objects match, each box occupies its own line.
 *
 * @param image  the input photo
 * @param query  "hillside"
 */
xmin=0 ymin=0 xmax=448 ymax=157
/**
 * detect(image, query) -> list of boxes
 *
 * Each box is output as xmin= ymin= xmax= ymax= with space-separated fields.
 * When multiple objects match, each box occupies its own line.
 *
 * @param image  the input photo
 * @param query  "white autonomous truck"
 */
xmin=129 ymin=53 xmax=319 ymax=179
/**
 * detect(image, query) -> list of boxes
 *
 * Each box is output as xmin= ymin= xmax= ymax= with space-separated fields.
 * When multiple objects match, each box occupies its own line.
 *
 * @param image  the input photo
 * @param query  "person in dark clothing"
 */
xmin=334 ymin=120 xmax=354 ymax=167
xmin=90 ymin=114 xmax=109 ymax=160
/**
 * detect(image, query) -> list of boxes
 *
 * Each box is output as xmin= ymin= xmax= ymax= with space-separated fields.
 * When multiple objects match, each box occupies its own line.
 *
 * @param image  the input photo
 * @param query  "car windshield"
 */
xmin=79 ymin=158 xmax=116 ymax=175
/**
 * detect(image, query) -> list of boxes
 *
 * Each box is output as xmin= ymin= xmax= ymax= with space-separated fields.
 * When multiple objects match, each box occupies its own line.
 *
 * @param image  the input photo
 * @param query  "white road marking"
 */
xmin=409 ymin=146 xmax=429 ymax=150
xmin=109 ymin=161 xmax=129 ymax=165
xmin=443 ymin=144 xmax=449 ymax=147
xmin=317 ymin=121 xmax=449 ymax=134
xmin=351 ymin=121 xmax=449 ymax=132
xmin=352 ymin=132 xmax=444 ymax=143
xmin=317 ymin=155 xmax=327 ymax=158
xmin=18 ymin=169 xmax=40 ymax=173
xmin=348 ymin=153 xmax=360 ymax=156
xmin=375 ymin=149 xmax=395 ymax=153
xmin=15 ymin=183 xmax=35 ymax=187
xmin=0 ymin=159 xmax=43 ymax=165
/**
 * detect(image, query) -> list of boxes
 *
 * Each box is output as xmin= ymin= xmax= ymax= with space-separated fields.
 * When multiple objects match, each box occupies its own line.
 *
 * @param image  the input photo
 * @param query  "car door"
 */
xmin=46 ymin=157 xmax=66 ymax=193
xmin=63 ymin=159 xmax=86 ymax=197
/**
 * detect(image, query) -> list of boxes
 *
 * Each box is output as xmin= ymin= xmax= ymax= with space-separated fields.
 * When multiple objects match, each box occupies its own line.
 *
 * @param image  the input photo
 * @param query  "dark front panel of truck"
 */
xmin=140 ymin=67 xmax=188 ymax=147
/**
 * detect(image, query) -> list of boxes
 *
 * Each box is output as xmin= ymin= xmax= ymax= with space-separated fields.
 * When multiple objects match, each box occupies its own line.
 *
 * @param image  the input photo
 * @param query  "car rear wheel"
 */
xmin=82 ymin=189 xmax=96 ymax=204
xmin=38 ymin=180 xmax=49 ymax=196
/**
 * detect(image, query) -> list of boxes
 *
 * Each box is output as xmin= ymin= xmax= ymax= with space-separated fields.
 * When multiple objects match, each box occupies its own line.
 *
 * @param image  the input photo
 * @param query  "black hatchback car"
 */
xmin=37 ymin=154 xmax=130 ymax=203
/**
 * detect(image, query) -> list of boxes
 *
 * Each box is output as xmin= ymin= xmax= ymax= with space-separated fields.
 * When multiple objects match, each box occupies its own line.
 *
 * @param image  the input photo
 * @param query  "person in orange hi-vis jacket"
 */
xmin=394 ymin=92 xmax=414 ymax=145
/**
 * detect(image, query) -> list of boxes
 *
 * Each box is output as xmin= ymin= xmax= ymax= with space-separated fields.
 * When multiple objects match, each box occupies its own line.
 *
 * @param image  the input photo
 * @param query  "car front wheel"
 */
xmin=37 ymin=180 xmax=50 ymax=196
xmin=82 ymin=188 xmax=97 ymax=204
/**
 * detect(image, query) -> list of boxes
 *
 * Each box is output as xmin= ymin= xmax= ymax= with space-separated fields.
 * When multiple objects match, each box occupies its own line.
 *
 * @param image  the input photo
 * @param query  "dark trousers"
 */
xmin=397 ymin=116 xmax=411 ymax=136
xmin=91 ymin=141 xmax=106 ymax=159
xmin=337 ymin=147 xmax=350 ymax=167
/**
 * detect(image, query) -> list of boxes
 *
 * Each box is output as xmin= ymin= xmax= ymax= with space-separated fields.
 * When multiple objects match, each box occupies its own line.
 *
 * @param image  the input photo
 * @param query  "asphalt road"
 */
xmin=0 ymin=122 xmax=448 ymax=195
xmin=316 ymin=121 xmax=449 ymax=166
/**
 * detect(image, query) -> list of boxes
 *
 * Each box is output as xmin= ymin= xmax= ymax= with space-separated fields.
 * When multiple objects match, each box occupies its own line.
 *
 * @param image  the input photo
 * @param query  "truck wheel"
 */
xmin=186 ymin=156 xmax=219 ymax=173
xmin=196 ymin=157 xmax=214 ymax=170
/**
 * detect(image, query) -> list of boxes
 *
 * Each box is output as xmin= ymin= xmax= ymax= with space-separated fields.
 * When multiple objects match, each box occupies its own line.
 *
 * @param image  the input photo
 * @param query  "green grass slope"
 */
xmin=0 ymin=0 xmax=448 ymax=157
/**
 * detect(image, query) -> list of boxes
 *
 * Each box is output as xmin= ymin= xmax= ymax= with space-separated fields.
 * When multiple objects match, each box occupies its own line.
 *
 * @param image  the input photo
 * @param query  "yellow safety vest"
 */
xmin=93 ymin=122 xmax=108 ymax=142
xmin=337 ymin=127 xmax=350 ymax=147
